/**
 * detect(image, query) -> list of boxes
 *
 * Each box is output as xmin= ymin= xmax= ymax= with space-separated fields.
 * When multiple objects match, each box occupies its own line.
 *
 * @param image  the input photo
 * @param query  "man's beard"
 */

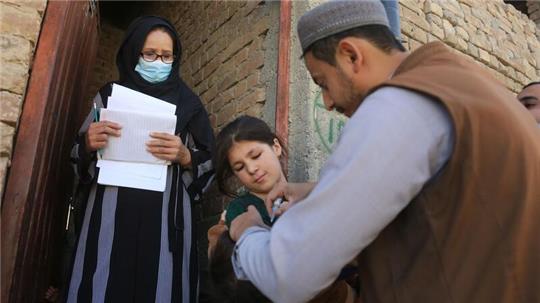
xmin=336 ymin=67 xmax=363 ymax=116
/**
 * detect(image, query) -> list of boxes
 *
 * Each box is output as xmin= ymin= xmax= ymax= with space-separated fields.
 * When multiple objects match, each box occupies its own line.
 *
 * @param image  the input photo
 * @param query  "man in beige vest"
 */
xmin=229 ymin=1 xmax=540 ymax=302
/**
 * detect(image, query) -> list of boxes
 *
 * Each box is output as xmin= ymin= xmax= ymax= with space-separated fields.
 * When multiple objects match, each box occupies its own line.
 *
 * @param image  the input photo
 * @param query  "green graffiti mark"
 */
xmin=312 ymin=91 xmax=347 ymax=154
xmin=337 ymin=120 xmax=345 ymax=133
xmin=315 ymin=101 xmax=326 ymax=109
xmin=328 ymin=118 xmax=334 ymax=144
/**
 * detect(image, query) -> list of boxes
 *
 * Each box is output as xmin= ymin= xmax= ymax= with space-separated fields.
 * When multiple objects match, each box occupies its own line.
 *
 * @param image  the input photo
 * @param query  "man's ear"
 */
xmin=272 ymin=138 xmax=282 ymax=157
xmin=336 ymin=38 xmax=363 ymax=73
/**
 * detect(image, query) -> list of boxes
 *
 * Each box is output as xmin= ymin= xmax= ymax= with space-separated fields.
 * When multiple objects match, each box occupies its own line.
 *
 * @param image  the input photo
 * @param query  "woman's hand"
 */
xmin=146 ymin=132 xmax=191 ymax=167
xmin=85 ymin=121 xmax=122 ymax=152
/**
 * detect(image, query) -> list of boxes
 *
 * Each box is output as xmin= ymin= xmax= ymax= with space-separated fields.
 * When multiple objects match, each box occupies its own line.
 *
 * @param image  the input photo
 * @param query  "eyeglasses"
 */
xmin=140 ymin=51 xmax=175 ymax=64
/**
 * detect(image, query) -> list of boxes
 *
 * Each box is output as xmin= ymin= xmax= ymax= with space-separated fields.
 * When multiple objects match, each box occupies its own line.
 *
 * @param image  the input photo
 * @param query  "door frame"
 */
xmin=1 ymin=1 xmax=99 ymax=301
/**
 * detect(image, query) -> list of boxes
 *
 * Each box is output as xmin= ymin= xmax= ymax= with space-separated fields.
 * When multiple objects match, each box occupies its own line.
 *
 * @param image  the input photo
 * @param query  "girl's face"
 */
xmin=228 ymin=139 xmax=284 ymax=199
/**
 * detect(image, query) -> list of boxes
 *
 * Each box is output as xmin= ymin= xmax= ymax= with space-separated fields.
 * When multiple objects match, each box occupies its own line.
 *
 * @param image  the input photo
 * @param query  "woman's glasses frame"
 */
xmin=140 ymin=51 xmax=175 ymax=64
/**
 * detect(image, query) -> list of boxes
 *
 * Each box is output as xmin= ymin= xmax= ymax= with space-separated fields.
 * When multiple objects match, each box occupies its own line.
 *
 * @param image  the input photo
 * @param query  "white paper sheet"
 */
xmin=99 ymin=108 xmax=176 ymax=164
xmin=95 ymin=84 xmax=177 ymax=192
xmin=97 ymin=160 xmax=167 ymax=192
xmin=108 ymin=84 xmax=176 ymax=114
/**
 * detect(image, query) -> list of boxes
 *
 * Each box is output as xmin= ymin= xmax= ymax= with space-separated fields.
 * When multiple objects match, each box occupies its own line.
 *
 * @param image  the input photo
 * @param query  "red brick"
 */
xmin=216 ymin=102 xmax=236 ymax=126
xmin=243 ymin=102 xmax=263 ymax=118
xmin=246 ymin=72 xmax=260 ymax=88
xmin=234 ymin=79 xmax=248 ymax=99
xmin=218 ymin=70 xmax=238 ymax=91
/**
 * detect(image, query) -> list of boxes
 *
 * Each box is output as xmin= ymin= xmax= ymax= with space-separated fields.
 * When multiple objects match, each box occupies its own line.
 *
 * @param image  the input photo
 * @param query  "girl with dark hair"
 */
xmin=208 ymin=115 xmax=283 ymax=302
xmin=67 ymin=16 xmax=214 ymax=303
xmin=208 ymin=116 xmax=354 ymax=303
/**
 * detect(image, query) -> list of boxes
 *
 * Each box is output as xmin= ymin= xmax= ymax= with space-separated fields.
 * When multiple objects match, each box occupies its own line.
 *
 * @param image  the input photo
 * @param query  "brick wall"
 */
xmin=399 ymin=0 xmax=539 ymax=93
xmin=528 ymin=1 xmax=540 ymax=29
xmin=90 ymin=1 xmax=274 ymax=134
xmin=150 ymin=1 xmax=272 ymax=130
xmin=84 ymin=19 xmax=122 ymax=110
xmin=0 ymin=0 xmax=47 ymax=199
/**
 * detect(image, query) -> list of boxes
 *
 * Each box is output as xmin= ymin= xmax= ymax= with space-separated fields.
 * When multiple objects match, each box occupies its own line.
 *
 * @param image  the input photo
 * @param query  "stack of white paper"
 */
xmin=96 ymin=84 xmax=177 ymax=192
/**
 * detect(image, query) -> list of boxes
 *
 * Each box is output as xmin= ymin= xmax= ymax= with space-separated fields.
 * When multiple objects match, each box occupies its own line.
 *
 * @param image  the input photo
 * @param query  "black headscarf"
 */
xmin=115 ymin=15 xmax=202 ymax=132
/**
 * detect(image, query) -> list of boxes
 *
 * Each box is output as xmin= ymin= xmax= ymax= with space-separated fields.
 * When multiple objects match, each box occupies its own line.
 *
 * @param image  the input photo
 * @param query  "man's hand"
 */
xmin=146 ymin=132 xmax=191 ymax=167
xmin=264 ymin=182 xmax=317 ymax=215
xmin=230 ymin=206 xmax=264 ymax=242
xmin=85 ymin=121 xmax=122 ymax=152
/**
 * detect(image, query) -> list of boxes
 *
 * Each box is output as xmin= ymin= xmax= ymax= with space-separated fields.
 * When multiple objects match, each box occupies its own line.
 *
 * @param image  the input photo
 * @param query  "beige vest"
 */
xmin=356 ymin=42 xmax=540 ymax=303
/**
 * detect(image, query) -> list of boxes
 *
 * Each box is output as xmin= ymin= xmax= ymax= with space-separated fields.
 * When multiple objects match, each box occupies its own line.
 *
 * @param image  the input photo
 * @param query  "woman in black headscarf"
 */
xmin=67 ymin=16 xmax=214 ymax=303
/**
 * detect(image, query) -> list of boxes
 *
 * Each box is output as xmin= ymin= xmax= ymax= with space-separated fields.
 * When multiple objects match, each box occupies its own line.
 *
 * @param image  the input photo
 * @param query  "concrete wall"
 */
xmin=288 ymin=0 xmax=330 ymax=182
xmin=287 ymin=0 xmax=540 ymax=183
xmin=0 ymin=0 xmax=47 ymax=199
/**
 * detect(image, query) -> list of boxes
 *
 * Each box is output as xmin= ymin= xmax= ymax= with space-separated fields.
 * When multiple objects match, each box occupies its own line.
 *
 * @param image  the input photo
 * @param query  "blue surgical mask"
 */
xmin=134 ymin=57 xmax=172 ymax=83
